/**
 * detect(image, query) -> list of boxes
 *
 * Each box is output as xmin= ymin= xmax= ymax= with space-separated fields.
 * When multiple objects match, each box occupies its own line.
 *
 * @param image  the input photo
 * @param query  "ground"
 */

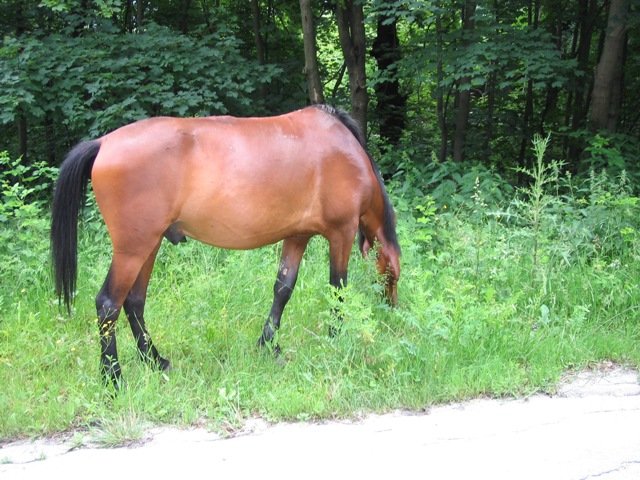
xmin=1 ymin=364 xmax=639 ymax=479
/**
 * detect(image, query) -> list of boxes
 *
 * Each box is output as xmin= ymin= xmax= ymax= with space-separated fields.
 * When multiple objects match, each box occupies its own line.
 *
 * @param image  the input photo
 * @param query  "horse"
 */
xmin=50 ymin=104 xmax=401 ymax=387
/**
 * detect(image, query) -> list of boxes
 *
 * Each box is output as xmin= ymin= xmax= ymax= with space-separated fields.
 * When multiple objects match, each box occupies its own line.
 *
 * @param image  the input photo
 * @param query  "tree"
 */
xmin=517 ymin=0 xmax=541 ymax=173
xmin=452 ymin=0 xmax=476 ymax=163
xmin=566 ymin=0 xmax=600 ymax=165
xmin=336 ymin=0 xmax=367 ymax=138
xmin=300 ymin=0 xmax=324 ymax=104
xmin=435 ymin=3 xmax=449 ymax=163
xmin=372 ymin=7 xmax=406 ymax=147
xmin=590 ymin=0 xmax=630 ymax=132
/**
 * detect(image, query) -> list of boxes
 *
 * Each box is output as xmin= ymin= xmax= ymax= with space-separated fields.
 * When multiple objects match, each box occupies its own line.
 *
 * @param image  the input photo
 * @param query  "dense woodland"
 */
xmin=1 ymin=0 xmax=638 ymax=184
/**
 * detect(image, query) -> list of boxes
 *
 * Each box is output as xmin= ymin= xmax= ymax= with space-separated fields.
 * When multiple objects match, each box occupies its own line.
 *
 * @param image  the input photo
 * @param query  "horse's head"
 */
xmin=378 ymin=244 xmax=400 ymax=306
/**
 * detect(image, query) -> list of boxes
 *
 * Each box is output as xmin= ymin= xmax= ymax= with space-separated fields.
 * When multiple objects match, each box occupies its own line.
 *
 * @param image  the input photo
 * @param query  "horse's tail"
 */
xmin=314 ymin=104 xmax=400 ymax=256
xmin=51 ymin=140 xmax=102 ymax=312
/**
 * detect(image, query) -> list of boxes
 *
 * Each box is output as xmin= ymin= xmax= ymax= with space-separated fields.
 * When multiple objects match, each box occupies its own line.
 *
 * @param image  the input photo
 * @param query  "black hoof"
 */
xmin=257 ymin=336 xmax=281 ymax=357
xmin=102 ymin=369 xmax=124 ymax=395
xmin=157 ymin=357 xmax=172 ymax=372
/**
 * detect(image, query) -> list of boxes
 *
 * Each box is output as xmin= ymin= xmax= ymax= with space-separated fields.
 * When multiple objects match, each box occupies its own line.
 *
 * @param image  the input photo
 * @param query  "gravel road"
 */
xmin=2 ymin=365 xmax=639 ymax=480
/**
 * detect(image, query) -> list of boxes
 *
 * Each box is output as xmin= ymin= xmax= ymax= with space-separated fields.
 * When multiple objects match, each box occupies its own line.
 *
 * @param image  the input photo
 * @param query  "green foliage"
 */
xmin=552 ymin=169 xmax=640 ymax=262
xmin=0 ymin=152 xmax=58 ymax=306
xmin=385 ymin=151 xmax=514 ymax=211
xmin=0 ymin=21 xmax=281 ymax=157
xmin=583 ymin=133 xmax=640 ymax=185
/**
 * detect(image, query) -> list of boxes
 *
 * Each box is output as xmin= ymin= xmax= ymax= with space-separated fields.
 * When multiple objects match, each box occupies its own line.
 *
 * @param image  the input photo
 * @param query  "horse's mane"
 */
xmin=313 ymin=104 xmax=400 ymax=254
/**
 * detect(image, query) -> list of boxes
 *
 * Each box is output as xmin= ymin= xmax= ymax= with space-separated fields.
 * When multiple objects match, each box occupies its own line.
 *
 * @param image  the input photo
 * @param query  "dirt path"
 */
xmin=2 ymin=365 xmax=639 ymax=480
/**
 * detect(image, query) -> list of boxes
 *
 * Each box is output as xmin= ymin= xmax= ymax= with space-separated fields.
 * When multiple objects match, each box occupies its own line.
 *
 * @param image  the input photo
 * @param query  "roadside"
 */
xmin=2 ymin=364 xmax=639 ymax=480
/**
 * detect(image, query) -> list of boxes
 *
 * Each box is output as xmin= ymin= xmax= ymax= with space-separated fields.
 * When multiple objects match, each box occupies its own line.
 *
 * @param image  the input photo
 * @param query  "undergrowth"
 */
xmin=1 ymin=139 xmax=639 ymax=442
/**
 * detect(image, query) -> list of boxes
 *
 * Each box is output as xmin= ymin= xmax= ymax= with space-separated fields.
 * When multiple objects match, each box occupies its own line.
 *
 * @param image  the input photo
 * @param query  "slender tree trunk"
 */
xmin=299 ymin=0 xmax=324 ymax=104
xmin=517 ymin=0 xmax=540 ymax=174
xmin=606 ymin=38 xmax=626 ymax=132
xmin=16 ymin=1 xmax=27 ymax=162
xmin=590 ymin=0 xmax=629 ymax=132
xmin=567 ymin=0 xmax=598 ymax=166
xmin=136 ymin=0 xmax=145 ymax=29
xmin=452 ymin=0 xmax=476 ymax=162
xmin=251 ymin=0 xmax=266 ymax=65
xmin=17 ymin=114 xmax=27 ymax=162
xmin=485 ymin=70 xmax=496 ymax=158
xmin=123 ymin=0 xmax=132 ymax=32
xmin=539 ymin=10 xmax=563 ymax=134
xmin=251 ymin=0 xmax=268 ymax=101
xmin=180 ymin=0 xmax=192 ymax=34
xmin=436 ymin=8 xmax=447 ymax=163
xmin=44 ymin=112 xmax=56 ymax=166
xmin=372 ymin=11 xmax=406 ymax=147
xmin=336 ymin=0 xmax=367 ymax=139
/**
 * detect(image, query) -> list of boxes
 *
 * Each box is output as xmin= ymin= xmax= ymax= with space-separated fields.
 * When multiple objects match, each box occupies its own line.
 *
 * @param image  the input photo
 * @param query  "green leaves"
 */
xmin=0 ymin=22 xmax=281 ymax=140
xmin=439 ymin=25 xmax=575 ymax=92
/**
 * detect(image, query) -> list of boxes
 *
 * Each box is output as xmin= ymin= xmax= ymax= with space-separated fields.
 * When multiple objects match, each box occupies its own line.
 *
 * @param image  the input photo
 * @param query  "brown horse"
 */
xmin=51 ymin=105 xmax=400 ymax=386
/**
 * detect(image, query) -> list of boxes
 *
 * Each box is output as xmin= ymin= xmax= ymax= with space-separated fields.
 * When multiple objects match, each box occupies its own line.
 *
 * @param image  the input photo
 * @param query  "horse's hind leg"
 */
xmin=96 ymin=243 xmax=159 ymax=387
xmin=258 ymin=235 xmax=311 ymax=348
xmin=122 ymin=241 xmax=170 ymax=372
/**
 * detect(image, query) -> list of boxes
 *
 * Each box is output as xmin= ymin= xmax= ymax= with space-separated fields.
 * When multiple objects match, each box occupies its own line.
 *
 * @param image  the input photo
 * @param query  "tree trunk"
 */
xmin=436 ymin=7 xmax=447 ymax=163
xmin=251 ymin=0 xmax=268 ymax=101
xmin=136 ymin=0 xmax=145 ymax=29
xmin=44 ymin=112 xmax=56 ymax=166
xmin=17 ymin=114 xmax=27 ymax=162
xmin=485 ymin=70 xmax=496 ymax=158
xmin=336 ymin=0 xmax=367 ymax=139
xmin=517 ymin=0 xmax=540 ymax=175
xmin=180 ymin=0 xmax=192 ymax=34
xmin=539 ymin=7 xmax=563 ymax=135
xmin=16 ymin=1 xmax=27 ymax=162
xmin=251 ymin=0 xmax=266 ymax=65
xmin=452 ymin=0 xmax=476 ymax=162
xmin=372 ymin=11 xmax=406 ymax=147
xmin=589 ymin=0 xmax=629 ymax=132
xmin=123 ymin=0 xmax=133 ymax=32
xmin=606 ymin=38 xmax=626 ymax=132
xmin=299 ymin=0 xmax=324 ymax=104
xmin=567 ymin=0 xmax=599 ymax=166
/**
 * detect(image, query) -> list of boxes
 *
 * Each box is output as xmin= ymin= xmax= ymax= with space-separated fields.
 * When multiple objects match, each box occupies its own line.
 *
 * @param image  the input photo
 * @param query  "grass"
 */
xmin=1 ymin=202 xmax=638 ymax=443
xmin=1 ymin=139 xmax=639 ymax=442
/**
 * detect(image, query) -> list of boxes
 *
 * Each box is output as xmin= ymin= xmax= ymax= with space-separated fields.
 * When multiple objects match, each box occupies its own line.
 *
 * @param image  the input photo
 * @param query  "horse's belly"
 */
xmin=177 ymin=200 xmax=318 ymax=250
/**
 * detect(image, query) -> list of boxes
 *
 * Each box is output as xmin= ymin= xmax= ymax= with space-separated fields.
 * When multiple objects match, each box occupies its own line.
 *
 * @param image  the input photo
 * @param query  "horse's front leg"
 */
xmin=327 ymin=226 xmax=358 ymax=336
xmin=258 ymin=236 xmax=310 ymax=348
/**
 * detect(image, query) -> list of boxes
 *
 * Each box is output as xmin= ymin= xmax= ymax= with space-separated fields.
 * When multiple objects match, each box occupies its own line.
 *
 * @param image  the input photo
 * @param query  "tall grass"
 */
xmin=1 ymin=141 xmax=639 ymax=442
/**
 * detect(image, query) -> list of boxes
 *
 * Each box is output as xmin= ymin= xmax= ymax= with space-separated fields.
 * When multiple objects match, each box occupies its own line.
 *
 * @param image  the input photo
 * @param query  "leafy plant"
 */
xmin=514 ymin=134 xmax=562 ymax=270
xmin=0 ymin=152 xmax=58 ymax=304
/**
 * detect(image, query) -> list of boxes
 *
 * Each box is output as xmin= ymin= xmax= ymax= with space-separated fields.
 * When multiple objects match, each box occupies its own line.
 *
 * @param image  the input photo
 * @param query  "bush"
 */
xmin=0 ymin=152 xmax=58 ymax=306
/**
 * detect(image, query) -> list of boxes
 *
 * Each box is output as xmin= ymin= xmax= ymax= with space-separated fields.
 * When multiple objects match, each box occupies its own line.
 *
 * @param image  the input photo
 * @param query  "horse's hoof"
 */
xmin=257 ymin=336 xmax=281 ymax=357
xmin=157 ymin=357 xmax=172 ymax=372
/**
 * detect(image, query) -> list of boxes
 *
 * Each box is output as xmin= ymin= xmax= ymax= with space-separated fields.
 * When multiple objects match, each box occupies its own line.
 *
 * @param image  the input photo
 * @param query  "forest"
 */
xmin=1 ymin=0 xmax=639 ymax=178
xmin=1 ymin=1 xmax=639 ymax=440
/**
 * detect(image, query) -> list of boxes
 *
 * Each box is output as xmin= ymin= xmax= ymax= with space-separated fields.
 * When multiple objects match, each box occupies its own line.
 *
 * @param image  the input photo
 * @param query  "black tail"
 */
xmin=51 ymin=140 xmax=101 ymax=312
xmin=314 ymin=104 xmax=400 ymax=255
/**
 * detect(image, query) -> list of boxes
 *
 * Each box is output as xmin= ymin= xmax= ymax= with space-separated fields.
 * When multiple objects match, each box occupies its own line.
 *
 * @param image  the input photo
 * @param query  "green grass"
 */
xmin=1 ymin=198 xmax=639 ymax=443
